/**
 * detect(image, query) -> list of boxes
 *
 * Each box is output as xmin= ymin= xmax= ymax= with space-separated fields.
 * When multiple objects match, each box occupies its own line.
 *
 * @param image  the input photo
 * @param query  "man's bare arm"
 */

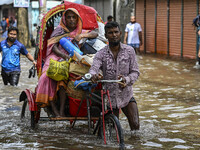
xmin=123 ymin=32 xmax=128 ymax=44
xmin=74 ymin=30 xmax=98 ymax=42
xmin=26 ymin=53 xmax=37 ymax=66
xmin=52 ymin=43 xmax=70 ymax=60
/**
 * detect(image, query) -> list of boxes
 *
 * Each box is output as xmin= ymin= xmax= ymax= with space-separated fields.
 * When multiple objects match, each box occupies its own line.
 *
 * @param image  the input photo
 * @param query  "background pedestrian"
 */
xmin=0 ymin=26 xmax=36 ymax=86
xmin=105 ymin=15 xmax=114 ymax=25
xmin=123 ymin=16 xmax=142 ymax=54
xmin=9 ymin=17 xmax=15 ymax=27
xmin=0 ymin=17 xmax=7 ymax=34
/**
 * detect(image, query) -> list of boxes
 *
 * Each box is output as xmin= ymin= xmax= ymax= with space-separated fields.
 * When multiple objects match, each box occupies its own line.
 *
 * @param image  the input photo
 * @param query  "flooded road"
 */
xmin=0 ymin=49 xmax=199 ymax=149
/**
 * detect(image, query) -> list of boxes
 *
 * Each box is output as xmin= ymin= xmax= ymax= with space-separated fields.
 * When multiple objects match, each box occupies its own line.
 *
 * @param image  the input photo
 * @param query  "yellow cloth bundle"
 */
xmin=46 ymin=58 xmax=72 ymax=81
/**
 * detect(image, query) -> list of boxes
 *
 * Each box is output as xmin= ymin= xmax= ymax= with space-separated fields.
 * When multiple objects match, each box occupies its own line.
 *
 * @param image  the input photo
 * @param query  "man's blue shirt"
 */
xmin=0 ymin=39 xmax=28 ymax=72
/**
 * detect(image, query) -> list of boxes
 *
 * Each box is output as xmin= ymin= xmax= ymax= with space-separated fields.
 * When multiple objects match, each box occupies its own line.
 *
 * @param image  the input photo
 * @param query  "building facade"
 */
xmin=0 ymin=3 xmax=17 ymax=22
xmin=84 ymin=0 xmax=113 ymax=22
xmin=135 ymin=0 xmax=199 ymax=59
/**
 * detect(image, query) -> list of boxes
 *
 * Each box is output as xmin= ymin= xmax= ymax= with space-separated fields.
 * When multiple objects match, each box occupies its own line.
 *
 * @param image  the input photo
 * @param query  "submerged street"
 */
xmin=0 ymin=48 xmax=199 ymax=149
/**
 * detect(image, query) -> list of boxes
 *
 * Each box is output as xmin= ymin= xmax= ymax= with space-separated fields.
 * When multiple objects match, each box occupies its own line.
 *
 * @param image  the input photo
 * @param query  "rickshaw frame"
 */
xmin=19 ymin=1 xmax=125 ymax=149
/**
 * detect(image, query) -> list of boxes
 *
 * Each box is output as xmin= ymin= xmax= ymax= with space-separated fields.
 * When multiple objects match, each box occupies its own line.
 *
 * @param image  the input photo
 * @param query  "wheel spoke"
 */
xmin=103 ymin=114 xmax=124 ymax=146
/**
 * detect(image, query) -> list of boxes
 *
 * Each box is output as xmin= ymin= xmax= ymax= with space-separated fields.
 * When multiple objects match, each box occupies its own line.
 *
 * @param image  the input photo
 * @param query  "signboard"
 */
xmin=14 ymin=0 xmax=30 ymax=8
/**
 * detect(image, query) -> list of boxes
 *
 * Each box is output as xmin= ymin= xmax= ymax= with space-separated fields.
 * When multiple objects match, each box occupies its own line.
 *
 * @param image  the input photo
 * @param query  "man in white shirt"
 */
xmin=123 ymin=16 xmax=142 ymax=54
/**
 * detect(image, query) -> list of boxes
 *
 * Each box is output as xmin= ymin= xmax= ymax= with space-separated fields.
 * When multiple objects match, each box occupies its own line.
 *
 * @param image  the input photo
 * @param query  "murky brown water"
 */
xmin=0 ymin=49 xmax=200 ymax=149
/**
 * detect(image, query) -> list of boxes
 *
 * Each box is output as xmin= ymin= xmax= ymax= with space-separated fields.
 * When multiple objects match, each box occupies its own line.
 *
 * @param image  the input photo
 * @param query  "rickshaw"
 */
xmin=19 ymin=1 xmax=124 ymax=149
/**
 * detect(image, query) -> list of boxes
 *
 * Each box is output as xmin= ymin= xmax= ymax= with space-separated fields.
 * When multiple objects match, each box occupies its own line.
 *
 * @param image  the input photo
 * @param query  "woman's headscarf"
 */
xmin=47 ymin=8 xmax=83 ymax=47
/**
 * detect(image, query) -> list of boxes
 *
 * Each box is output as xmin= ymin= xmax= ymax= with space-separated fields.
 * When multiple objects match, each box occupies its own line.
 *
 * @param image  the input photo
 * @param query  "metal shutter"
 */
xmin=169 ymin=0 xmax=182 ymax=57
xmin=135 ymin=0 xmax=145 ymax=51
xmin=183 ymin=0 xmax=196 ymax=59
xmin=135 ymin=0 xmax=198 ymax=58
xmin=146 ymin=0 xmax=155 ymax=53
xmin=157 ymin=0 xmax=168 ymax=54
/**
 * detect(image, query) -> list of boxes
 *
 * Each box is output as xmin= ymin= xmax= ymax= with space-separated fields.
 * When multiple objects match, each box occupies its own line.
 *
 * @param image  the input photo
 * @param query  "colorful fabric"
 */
xmin=37 ymin=4 xmax=65 ymax=77
xmin=36 ymin=2 xmax=102 ymax=77
xmin=89 ymin=43 xmax=140 ymax=109
xmin=46 ymin=58 xmax=71 ymax=81
xmin=64 ymin=1 xmax=99 ymax=30
xmin=6 ymin=18 xmax=9 ymax=27
xmin=35 ymin=8 xmax=89 ymax=107
xmin=0 ymin=39 xmax=28 ymax=72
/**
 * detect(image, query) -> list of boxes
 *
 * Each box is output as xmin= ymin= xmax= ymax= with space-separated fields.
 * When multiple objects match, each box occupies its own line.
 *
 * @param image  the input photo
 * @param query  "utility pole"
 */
xmin=17 ymin=7 xmax=31 ymax=47
xmin=17 ymin=0 xmax=46 ymax=47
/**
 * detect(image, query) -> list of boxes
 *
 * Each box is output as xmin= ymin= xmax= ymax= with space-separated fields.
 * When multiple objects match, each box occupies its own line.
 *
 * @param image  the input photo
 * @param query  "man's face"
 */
xmin=8 ymin=30 xmax=17 ymax=43
xmin=2 ymin=17 xmax=5 ymax=21
xmin=105 ymin=27 xmax=121 ymax=46
xmin=65 ymin=11 xmax=78 ymax=30
xmin=108 ymin=18 xmax=113 ymax=22
xmin=130 ymin=16 xmax=136 ymax=23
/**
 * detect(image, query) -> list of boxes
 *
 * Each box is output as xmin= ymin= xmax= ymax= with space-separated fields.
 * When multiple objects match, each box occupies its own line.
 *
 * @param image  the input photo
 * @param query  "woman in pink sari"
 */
xmin=36 ymin=8 xmax=98 ymax=117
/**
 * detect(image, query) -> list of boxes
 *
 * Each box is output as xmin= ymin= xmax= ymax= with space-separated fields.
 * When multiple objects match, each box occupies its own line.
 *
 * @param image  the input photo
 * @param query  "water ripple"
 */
xmin=158 ymin=138 xmax=186 ymax=143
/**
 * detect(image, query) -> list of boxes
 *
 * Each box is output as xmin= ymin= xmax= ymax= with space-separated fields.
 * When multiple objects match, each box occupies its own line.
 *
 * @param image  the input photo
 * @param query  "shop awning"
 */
xmin=0 ymin=0 xmax=13 ymax=5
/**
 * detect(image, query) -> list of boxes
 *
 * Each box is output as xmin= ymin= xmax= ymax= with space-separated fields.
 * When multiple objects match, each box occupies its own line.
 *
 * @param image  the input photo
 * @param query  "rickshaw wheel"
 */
xmin=103 ymin=114 xmax=125 ymax=149
xmin=21 ymin=98 xmax=36 ymax=129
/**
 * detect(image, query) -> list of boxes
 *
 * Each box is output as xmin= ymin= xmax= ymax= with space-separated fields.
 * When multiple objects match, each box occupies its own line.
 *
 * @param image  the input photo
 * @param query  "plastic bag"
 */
xmin=46 ymin=58 xmax=71 ymax=81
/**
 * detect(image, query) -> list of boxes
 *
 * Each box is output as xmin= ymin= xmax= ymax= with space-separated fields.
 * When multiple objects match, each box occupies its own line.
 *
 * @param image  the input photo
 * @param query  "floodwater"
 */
xmin=0 ymin=49 xmax=200 ymax=150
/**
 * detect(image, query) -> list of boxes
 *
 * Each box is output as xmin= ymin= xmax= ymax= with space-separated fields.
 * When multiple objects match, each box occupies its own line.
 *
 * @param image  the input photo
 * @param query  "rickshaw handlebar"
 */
xmin=84 ymin=73 xmax=123 ymax=83
xmin=97 ymin=78 xmax=123 ymax=83
xmin=74 ymin=73 xmax=125 ymax=90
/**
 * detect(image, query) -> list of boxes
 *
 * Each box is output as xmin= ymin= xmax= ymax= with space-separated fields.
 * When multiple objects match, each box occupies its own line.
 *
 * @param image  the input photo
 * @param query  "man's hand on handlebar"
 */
xmin=91 ymin=73 xmax=103 ymax=83
xmin=90 ymin=74 xmax=126 ymax=88
xmin=118 ymin=75 xmax=127 ymax=88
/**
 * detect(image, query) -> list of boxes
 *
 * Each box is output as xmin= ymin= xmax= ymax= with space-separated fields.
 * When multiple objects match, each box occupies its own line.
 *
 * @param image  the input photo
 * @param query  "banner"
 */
xmin=14 ymin=0 xmax=29 ymax=8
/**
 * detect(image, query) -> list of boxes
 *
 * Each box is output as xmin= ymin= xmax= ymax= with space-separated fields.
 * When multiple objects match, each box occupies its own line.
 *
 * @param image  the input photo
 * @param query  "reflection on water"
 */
xmin=0 ymin=50 xmax=200 ymax=149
